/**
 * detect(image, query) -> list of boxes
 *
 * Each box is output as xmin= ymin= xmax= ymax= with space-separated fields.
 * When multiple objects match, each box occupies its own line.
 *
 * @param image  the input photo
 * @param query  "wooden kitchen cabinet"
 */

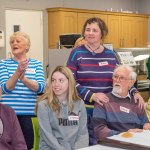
xmin=107 ymin=15 xmax=122 ymax=48
xmin=77 ymin=12 xmax=94 ymax=33
xmin=47 ymin=8 xmax=149 ymax=49
xmin=134 ymin=17 xmax=148 ymax=47
xmin=107 ymin=14 xmax=148 ymax=49
xmin=121 ymin=16 xmax=135 ymax=48
xmin=48 ymin=8 xmax=78 ymax=48
xmin=121 ymin=16 xmax=148 ymax=48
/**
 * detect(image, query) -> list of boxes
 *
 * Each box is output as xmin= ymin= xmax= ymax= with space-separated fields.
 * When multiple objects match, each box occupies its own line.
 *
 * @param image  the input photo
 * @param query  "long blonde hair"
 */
xmin=35 ymin=66 xmax=81 ymax=115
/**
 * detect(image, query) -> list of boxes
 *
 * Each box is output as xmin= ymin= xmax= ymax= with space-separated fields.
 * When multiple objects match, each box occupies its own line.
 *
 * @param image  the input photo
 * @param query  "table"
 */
xmin=77 ymin=144 xmax=128 ymax=150
xmin=104 ymin=130 xmax=150 ymax=150
xmin=78 ymin=130 xmax=150 ymax=150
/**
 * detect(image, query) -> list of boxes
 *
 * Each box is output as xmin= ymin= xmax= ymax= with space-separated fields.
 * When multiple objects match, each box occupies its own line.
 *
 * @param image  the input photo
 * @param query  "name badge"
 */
xmin=26 ymin=68 xmax=36 ymax=74
xmin=68 ymin=115 xmax=79 ymax=121
xmin=120 ymin=106 xmax=130 ymax=113
xmin=99 ymin=61 xmax=108 ymax=66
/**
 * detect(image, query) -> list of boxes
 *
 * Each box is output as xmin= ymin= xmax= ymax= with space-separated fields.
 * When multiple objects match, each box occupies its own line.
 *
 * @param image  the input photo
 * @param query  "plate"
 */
xmin=108 ymin=130 xmax=150 ymax=148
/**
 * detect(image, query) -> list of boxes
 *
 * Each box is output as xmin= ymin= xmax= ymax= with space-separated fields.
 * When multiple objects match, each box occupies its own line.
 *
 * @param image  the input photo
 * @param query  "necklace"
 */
xmin=87 ymin=44 xmax=101 ymax=55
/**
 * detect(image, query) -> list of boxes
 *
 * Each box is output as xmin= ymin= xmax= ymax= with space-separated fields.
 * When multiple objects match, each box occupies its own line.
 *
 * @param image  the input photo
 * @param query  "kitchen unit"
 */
xmin=107 ymin=15 xmax=148 ymax=48
xmin=47 ymin=7 xmax=149 ymax=49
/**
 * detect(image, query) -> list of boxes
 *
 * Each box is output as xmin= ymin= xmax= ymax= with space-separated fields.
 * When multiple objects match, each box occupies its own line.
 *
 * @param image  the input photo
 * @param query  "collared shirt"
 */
xmin=112 ymin=91 xmax=131 ymax=100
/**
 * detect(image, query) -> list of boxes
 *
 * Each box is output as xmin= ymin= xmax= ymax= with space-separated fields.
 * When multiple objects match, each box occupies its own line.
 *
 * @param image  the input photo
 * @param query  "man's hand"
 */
xmin=143 ymin=123 xmax=150 ymax=130
xmin=128 ymin=128 xmax=143 ymax=132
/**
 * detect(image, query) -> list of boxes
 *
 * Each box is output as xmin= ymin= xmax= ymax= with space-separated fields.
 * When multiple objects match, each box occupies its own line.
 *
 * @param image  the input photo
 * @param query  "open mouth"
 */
xmin=114 ymin=84 xmax=120 ymax=87
xmin=13 ymin=47 xmax=19 ymax=50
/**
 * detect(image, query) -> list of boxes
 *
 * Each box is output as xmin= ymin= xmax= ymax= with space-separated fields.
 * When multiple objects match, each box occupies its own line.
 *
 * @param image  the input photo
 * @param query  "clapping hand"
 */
xmin=17 ymin=59 xmax=29 ymax=79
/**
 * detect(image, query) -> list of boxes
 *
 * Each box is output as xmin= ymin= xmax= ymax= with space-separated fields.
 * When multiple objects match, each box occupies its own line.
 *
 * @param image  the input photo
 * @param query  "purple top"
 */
xmin=67 ymin=45 xmax=119 ymax=107
xmin=0 ymin=104 xmax=27 ymax=150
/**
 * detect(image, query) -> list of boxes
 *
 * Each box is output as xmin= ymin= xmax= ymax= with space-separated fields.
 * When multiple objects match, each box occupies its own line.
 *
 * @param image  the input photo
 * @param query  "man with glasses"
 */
xmin=93 ymin=65 xmax=150 ymax=142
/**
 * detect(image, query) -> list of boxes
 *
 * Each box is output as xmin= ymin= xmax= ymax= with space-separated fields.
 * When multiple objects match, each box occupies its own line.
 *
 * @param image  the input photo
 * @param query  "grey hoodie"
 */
xmin=37 ymin=99 xmax=89 ymax=150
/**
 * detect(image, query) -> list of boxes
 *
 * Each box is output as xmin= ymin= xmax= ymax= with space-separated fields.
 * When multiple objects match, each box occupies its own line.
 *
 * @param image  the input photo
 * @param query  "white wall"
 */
xmin=0 ymin=0 xmax=63 ymax=65
xmin=63 ymin=0 xmax=138 ymax=13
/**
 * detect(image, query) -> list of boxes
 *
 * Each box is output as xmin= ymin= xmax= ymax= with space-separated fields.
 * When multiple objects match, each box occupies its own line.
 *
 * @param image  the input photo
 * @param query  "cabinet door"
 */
xmin=107 ymin=15 xmax=122 ymax=49
xmin=107 ymin=15 xmax=148 ymax=49
xmin=77 ymin=13 xmax=94 ymax=33
xmin=48 ymin=11 xmax=77 ymax=48
xmin=48 ymin=12 xmax=61 ymax=48
xmin=121 ymin=16 xmax=135 ymax=48
xmin=134 ymin=17 xmax=148 ymax=47
xmin=94 ymin=13 xmax=108 ymax=24
xmin=60 ymin=11 xmax=78 ymax=34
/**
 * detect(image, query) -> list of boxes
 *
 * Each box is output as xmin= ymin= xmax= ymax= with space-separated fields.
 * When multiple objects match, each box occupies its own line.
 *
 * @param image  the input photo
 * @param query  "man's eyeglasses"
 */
xmin=112 ymin=75 xmax=131 ymax=82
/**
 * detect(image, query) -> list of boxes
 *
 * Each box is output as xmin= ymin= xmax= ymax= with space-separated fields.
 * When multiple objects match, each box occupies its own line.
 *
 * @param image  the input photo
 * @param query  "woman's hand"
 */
xmin=92 ymin=93 xmax=109 ymax=105
xmin=17 ymin=59 xmax=29 ymax=74
xmin=133 ymin=92 xmax=145 ymax=108
xmin=16 ymin=59 xmax=29 ymax=79
xmin=19 ymin=72 xmax=25 ymax=80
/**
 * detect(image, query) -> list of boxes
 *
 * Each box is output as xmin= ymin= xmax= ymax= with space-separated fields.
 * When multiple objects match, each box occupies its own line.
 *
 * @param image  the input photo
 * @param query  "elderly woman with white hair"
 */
xmin=0 ymin=31 xmax=45 ymax=149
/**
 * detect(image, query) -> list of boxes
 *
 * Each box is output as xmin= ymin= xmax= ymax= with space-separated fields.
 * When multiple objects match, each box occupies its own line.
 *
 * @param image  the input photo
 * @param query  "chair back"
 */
xmin=32 ymin=117 xmax=40 ymax=150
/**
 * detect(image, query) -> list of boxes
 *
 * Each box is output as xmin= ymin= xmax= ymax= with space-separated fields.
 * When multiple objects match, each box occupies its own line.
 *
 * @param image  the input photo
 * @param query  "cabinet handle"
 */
xmin=122 ymin=38 xmax=124 ymax=47
xmin=120 ymin=39 xmax=122 ymax=47
xmin=135 ymin=39 xmax=136 ymax=47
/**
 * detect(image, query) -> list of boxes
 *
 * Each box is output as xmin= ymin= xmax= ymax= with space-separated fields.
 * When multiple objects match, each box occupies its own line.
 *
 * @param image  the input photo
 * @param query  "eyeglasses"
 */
xmin=112 ymin=75 xmax=131 ymax=82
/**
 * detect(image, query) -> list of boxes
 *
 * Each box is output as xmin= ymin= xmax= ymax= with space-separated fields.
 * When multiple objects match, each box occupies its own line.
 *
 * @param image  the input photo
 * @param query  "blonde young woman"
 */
xmin=36 ymin=66 xmax=88 ymax=150
xmin=0 ymin=31 xmax=45 ymax=149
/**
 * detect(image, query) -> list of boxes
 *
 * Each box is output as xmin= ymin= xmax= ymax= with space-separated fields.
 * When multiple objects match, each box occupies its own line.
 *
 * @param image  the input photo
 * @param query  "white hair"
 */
xmin=113 ymin=65 xmax=137 ymax=81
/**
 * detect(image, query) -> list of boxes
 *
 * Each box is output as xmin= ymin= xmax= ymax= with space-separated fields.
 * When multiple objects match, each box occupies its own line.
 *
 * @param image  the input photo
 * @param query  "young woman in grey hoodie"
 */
xmin=36 ymin=66 xmax=89 ymax=150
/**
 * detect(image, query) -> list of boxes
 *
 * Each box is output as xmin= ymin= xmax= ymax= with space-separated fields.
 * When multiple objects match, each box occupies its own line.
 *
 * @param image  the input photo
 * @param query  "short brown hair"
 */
xmin=82 ymin=17 xmax=108 ymax=40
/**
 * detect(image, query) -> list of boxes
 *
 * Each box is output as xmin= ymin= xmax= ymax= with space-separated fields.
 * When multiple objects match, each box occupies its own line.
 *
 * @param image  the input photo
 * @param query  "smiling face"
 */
xmin=51 ymin=71 xmax=69 ymax=100
xmin=84 ymin=22 xmax=102 ymax=45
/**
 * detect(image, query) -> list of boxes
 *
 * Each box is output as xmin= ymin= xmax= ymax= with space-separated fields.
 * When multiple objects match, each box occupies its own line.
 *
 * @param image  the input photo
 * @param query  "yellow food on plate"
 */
xmin=121 ymin=132 xmax=133 ymax=138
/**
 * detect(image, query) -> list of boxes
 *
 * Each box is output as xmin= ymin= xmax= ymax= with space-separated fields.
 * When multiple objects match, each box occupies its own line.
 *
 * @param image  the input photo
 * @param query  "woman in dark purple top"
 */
xmin=0 ymin=103 xmax=27 ymax=150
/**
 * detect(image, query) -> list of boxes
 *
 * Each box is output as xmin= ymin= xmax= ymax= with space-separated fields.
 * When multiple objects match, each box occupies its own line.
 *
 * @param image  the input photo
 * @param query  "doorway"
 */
xmin=5 ymin=9 xmax=43 ymax=63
